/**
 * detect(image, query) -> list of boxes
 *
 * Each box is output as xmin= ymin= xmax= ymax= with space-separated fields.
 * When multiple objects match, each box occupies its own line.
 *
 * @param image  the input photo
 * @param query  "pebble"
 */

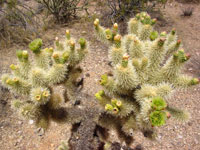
xmin=178 ymin=135 xmax=183 ymax=139
xmin=81 ymin=31 xmax=86 ymax=35
xmin=85 ymin=73 xmax=90 ymax=77
xmin=29 ymin=120 xmax=34 ymax=125
xmin=18 ymin=121 xmax=23 ymax=125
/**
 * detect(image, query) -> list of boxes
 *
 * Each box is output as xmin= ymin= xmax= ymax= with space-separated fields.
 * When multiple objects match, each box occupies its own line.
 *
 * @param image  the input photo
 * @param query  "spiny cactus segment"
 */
xmin=94 ymin=12 xmax=199 ymax=143
xmin=1 ymin=30 xmax=89 ymax=129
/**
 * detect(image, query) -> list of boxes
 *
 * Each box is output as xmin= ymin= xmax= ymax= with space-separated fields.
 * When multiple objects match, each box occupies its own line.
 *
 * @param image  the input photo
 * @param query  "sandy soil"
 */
xmin=0 ymin=1 xmax=200 ymax=150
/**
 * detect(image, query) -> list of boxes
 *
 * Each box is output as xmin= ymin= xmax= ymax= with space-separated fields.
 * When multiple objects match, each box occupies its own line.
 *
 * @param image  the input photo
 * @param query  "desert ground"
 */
xmin=0 ymin=1 xmax=200 ymax=150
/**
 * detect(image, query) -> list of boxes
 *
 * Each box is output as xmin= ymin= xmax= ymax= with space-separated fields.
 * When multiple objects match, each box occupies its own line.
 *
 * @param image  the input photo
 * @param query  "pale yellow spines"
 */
xmin=135 ymin=84 xmax=157 ymax=101
xmin=30 ymin=87 xmax=51 ymax=105
xmin=140 ymin=99 xmax=152 ymax=122
xmin=94 ymin=19 xmax=109 ymax=43
xmin=121 ymin=34 xmax=137 ymax=53
xmin=132 ymin=58 xmax=148 ymax=83
xmin=99 ymin=75 xmax=116 ymax=96
xmin=165 ymin=40 xmax=181 ymax=56
xmin=139 ymin=24 xmax=153 ymax=41
xmin=174 ymin=75 xmax=199 ymax=88
xmin=10 ymin=64 xmax=22 ymax=78
xmin=77 ymin=38 xmax=89 ymax=63
xmin=128 ymin=18 xmax=140 ymax=35
xmin=166 ymin=106 xmax=190 ymax=122
xmin=156 ymin=83 xmax=173 ymax=98
xmin=48 ymin=93 xmax=64 ymax=109
xmin=1 ymin=75 xmax=31 ymax=95
xmin=122 ymin=116 xmax=138 ymax=135
xmin=47 ymin=63 xmax=68 ymax=85
xmin=34 ymin=48 xmax=53 ymax=70
xmin=165 ymin=29 xmax=177 ymax=46
xmin=30 ymin=68 xmax=48 ymax=87
xmin=108 ymin=46 xmax=125 ymax=66
xmin=129 ymin=38 xmax=144 ymax=59
xmin=114 ymin=58 xmax=139 ymax=90
xmin=147 ymin=38 xmax=166 ymax=80
xmin=19 ymin=103 xmax=38 ymax=120
xmin=55 ymin=37 xmax=64 ymax=51
xmin=156 ymin=50 xmax=190 ymax=84
xmin=15 ymin=50 xmax=31 ymax=79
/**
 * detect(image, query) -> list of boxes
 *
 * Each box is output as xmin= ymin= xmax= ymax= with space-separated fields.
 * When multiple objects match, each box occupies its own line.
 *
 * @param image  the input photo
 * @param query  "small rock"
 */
xmin=85 ymin=73 xmax=90 ymax=77
xmin=35 ymin=128 xmax=45 ymax=136
xmin=18 ymin=121 xmax=23 ymax=125
xmin=14 ymin=142 xmax=18 ymax=146
xmin=178 ymin=135 xmax=183 ymax=139
xmin=29 ymin=120 xmax=34 ymax=125
xmin=81 ymin=31 xmax=86 ymax=35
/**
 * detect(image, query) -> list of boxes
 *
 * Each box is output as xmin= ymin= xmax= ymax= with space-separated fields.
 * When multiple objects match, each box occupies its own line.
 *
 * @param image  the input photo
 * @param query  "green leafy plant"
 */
xmin=94 ymin=12 xmax=199 ymax=144
xmin=1 ymin=30 xmax=89 ymax=129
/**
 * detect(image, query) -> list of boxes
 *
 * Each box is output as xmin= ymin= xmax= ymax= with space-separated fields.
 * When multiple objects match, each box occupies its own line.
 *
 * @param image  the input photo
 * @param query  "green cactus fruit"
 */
xmin=61 ymin=51 xmax=69 ymax=63
xmin=69 ymin=40 xmax=75 ymax=50
xmin=100 ymin=74 xmax=108 ymax=86
xmin=105 ymin=29 xmax=112 ymax=40
xmin=116 ymin=100 xmax=122 ymax=107
xmin=6 ymin=78 xmax=18 ymax=85
xmin=29 ymin=38 xmax=43 ymax=53
xmin=160 ymin=31 xmax=167 ymax=37
xmin=150 ymin=31 xmax=158 ymax=41
xmin=171 ymin=28 xmax=176 ymax=35
xmin=53 ymin=53 xmax=60 ymax=63
xmin=135 ymin=13 xmax=140 ymax=20
xmin=121 ymin=54 xmax=129 ymax=68
xmin=16 ymin=50 xmax=23 ymax=59
xmin=166 ymin=111 xmax=171 ymax=119
xmin=94 ymin=18 xmax=99 ymax=26
xmin=173 ymin=49 xmax=190 ymax=63
xmin=158 ymin=38 xmax=166 ymax=47
xmin=66 ymin=30 xmax=71 ymax=40
xmin=79 ymin=37 xmax=86 ymax=49
xmin=111 ymin=99 xmax=117 ymax=106
xmin=95 ymin=90 xmax=105 ymax=101
xmin=105 ymin=104 xmax=113 ymax=111
xmin=151 ymin=19 xmax=157 ymax=25
xmin=44 ymin=47 xmax=54 ymax=54
xmin=113 ymin=23 xmax=118 ymax=33
xmin=22 ymin=51 xmax=28 ymax=59
xmin=150 ymin=111 xmax=167 ymax=126
xmin=190 ymin=78 xmax=199 ymax=85
xmin=10 ymin=64 xmax=18 ymax=70
xmin=151 ymin=97 xmax=167 ymax=110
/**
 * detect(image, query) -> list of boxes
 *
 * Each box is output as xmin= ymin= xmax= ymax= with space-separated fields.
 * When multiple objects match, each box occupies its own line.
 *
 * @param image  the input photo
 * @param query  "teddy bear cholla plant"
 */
xmin=94 ymin=12 xmax=199 ymax=144
xmin=1 ymin=30 xmax=89 ymax=129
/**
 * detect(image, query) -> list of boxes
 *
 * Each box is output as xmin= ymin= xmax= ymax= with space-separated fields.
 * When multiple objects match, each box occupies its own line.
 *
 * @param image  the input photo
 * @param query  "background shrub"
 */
xmin=36 ymin=0 xmax=89 ymax=23
xmin=106 ymin=0 xmax=167 ymax=22
xmin=0 ymin=0 xmax=39 ymax=47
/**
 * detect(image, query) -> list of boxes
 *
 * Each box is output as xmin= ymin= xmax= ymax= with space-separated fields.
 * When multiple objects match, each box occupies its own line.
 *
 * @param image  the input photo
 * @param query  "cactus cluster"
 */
xmin=1 ymin=30 xmax=89 ymax=129
xmin=94 ymin=12 xmax=199 ymax=143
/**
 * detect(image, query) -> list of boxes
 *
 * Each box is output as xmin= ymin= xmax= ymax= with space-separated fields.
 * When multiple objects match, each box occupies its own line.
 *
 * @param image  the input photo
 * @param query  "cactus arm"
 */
xmin=166 ymin=106 xmax=190 ymax=122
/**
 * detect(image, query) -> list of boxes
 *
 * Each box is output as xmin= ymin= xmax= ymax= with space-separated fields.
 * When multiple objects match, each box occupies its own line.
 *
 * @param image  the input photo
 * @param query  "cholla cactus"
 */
xmin=1 ymin=30 xmax=89 ymax=129
xmin=94 ymin=12 xmax=199 ymax=143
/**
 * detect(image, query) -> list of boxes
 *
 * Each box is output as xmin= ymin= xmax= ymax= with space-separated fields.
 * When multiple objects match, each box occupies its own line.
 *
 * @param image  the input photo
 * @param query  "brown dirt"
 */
xmin=0 ymin=1 xmax=200 ymax=150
